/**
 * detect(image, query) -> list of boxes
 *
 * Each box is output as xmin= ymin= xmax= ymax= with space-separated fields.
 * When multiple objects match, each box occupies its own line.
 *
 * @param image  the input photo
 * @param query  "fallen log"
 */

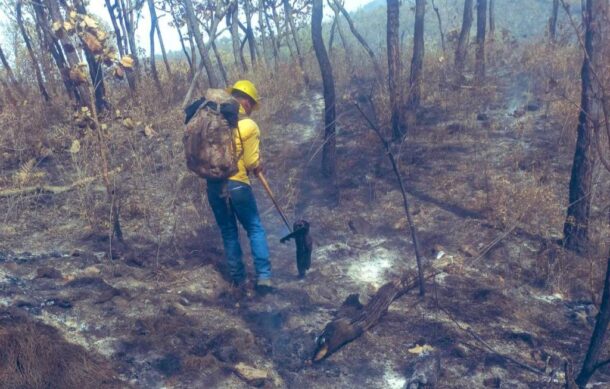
xmin=313 ymin=273 xmax=432 ymax=362
xmin=0 ymin=167 xmax=121 ymax=198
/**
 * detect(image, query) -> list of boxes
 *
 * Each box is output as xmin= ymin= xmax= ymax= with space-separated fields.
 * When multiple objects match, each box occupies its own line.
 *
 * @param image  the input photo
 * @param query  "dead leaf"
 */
xmin=408 ymin=344 xmax=435 ymax=355
xmin=122 ymin=118 xmax=135 ymax=129
xmin=120 ymin=55 xmax=134 ymax=69
xmin=82 ymin=15 xmax=99 ymax=29
xmin=69 ymin=66 xmax=88 ymax=85
xmin=143 ymin=125 xmax=157 ymax=138
xmin=82 ymin=32 xmax=103 ymax=54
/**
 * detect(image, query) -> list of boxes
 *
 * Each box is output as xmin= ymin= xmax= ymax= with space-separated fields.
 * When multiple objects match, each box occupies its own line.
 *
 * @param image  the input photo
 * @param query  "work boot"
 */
xmin=255 ymin=279 xmax=273 ymax=295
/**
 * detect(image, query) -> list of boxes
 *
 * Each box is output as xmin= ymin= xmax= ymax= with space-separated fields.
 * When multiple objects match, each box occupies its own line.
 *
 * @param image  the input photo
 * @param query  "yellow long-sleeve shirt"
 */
xmin=230 ymin=116 xmax=261 ymax=185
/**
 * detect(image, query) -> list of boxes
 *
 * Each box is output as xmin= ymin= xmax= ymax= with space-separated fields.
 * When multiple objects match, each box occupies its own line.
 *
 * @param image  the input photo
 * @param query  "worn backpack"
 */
xmin=183 ymin=89 xmax=241 ymax=180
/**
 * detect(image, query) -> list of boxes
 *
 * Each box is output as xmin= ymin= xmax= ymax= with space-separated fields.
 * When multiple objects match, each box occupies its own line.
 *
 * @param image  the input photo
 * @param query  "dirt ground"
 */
xmin=1 ymin=65 xmax=610 ymax=388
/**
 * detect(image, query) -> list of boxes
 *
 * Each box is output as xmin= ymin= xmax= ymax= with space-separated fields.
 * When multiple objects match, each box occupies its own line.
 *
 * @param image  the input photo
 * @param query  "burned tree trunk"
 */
xmin=117 ymin=0 xmax=137 ymax=91
xmin=16 ymin=0 xmax=50 ymax=102
xmin=405 ymin=0 xmax=426 ymax=130
xmin=105 ymin=0 xmax=125 ymax=56
xmin=455 ymin=0 xmax=473 ymax=77
xmin=74 ymin=0 xmax=110 ymax=112
xmin=576 ymin=252 xmax=610 ymax=387
xmin=563 ymin=0 xmax=606 ymax=253
xmin=474 ymin=0 xmax=487 ymax=83
xmin=242 ymin=0 xmax=258 ymax=67
xmin=312 ymin=0 xmax=336 ymax=182
xmin=387 ymin=0 xmax=402 ymax=140
xmin=147 ymin=0 xmax=162 ymax=91
xmin=45 ymin=0 xmax=91 ymax=107
xmin=550 ymin=0 xmax=560 ymax=43
xmin=184 ymin=0 xmax=219 ymax=88
xmin=313 ymin=275 xmax=425 ymax=361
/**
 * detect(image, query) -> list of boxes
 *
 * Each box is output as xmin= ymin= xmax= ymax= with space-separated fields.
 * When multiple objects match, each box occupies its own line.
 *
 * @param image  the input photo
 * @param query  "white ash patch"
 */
xmin=383 ymin=367 xmax=407 ymax=389
xmin=347 ymin=247 xmax=398 ymax=288
xmin=533 ymin=292 xmax=564 ymax=304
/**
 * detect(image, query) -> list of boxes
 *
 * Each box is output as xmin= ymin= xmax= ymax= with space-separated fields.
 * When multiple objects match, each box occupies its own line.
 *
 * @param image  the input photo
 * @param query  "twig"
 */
xmin=353 ymin=101 xmax=426 ymax=296
xmin=440 ymin=306 xmax=546 ymax=376
xmin=0 ymin=168 xmax=121 ymax=198
xmin=469 ymin=224 xmax=518 ymax=265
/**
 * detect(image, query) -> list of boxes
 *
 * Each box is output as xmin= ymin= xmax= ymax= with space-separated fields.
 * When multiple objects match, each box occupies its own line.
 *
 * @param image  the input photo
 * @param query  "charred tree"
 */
xmin=576 ymin=252 xmax=610 ymax=387
xmin=455 ymin=0 xmax=473 ymax=77
xmin=105 ymin=0 xmax=125 ymax=56
xmin=147 ymin=0 xmax=162 ymax=91
xmin=16 ymin=0 xmax=50 ymax=102
xmin=72 ymin=0 xmax=110 ymax=112
xmin=312 ymin=0 xmax=336 ymax=181
xmin=117 ymin=0 xmax=137 ymax=90
xmin=387 ymin=0 xmax=402 ymax=140
xmin=184 ymin=0 xmax=219 ymax=88
xmin=168 ymin=1 xmax=194 ymax=77
xmin=45 ymin=0 xmax=91 ymax=107
xmin=550 ymin=0 xmax=560 ymax=43
xmin=474 ymin=0 xmax=487 ymax=83
xmin=405 ymin=0 xmax=426 ymax=130
xmin=563 ymin=0 xmax=606 ymax=253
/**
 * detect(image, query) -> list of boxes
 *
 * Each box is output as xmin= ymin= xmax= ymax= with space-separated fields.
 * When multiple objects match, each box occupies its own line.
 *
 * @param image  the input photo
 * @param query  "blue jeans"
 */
xmin=206 ymin=179 xmax=271 ymax=283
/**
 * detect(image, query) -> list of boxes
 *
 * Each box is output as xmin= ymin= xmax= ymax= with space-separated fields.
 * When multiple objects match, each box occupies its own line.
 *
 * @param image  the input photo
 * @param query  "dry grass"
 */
xmin=0 ymin=308 xmax=124 ymax=389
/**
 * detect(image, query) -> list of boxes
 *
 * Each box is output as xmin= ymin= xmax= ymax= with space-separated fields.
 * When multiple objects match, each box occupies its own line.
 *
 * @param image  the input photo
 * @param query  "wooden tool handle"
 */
xmin=256 ymin=172 xmax=292 ymax=231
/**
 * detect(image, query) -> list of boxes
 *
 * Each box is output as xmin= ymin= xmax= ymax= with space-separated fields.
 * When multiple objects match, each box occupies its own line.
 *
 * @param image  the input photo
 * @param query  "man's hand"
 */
xmin=250 ymin=164 xmax=264 ymax=176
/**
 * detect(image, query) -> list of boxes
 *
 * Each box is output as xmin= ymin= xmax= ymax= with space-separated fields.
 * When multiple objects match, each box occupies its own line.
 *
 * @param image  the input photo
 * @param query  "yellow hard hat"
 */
xmin=228 ymin=80 xmax=259 ymax=103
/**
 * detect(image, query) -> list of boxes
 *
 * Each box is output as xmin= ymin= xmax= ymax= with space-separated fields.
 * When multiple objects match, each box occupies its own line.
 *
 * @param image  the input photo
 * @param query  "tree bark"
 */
xmin=312 ymin=0 xmax=336 ymax=181
xmin=16 ymin=0 xmax=50 ymax=102
xmin=387 ymin=0 xmax=402 ymax=140
xmin=333 ymin=0 xmax=382 ymax=83
xmin=147 ymin=0 xmax=162 ymax=91
xmin=105 ymin=0 xmax=125 ymax=56
xmin=474 ymin=0 xmax=487 ymax=83
xmin=405 ymin=0 xmax=426 ymax=129
xmin=184 ymin=0 xmax=219 ymax=88
xmin=211 ymin=41 xmax=229 ymax=86
xmin=117 ymin=0 xmax=137 ymax=90
xmin=576 ymin=253 xmax=610 ymax=387
xmin=242 ymin=0 xmax=258 ymax=67
xmin=328 ymin=0 xmax=353 ymax=69
xmin=455 ymin=0 xmax=473 ymax=77
xmin=45 ymin=0 xmax=92 ymax=106
xmin=550 ymin=0 xmax=560 ymax=43
xmin=169 ymin=3 xmax=193 ymax=77
xmin=563 ymin=0 xmax=606 ymax=253
xmin=74 ymin=0 xmax=109 ymax=112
